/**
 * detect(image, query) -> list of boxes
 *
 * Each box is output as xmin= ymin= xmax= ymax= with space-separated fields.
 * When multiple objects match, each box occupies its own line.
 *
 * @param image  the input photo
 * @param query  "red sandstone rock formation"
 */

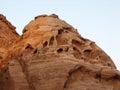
xmin=0 ymin=14 xmax=19 ymax=90
xmin=0 ymin=14 xmax=19 ymax=65
xmin=0 ymin=14 xmax=120 ymax=90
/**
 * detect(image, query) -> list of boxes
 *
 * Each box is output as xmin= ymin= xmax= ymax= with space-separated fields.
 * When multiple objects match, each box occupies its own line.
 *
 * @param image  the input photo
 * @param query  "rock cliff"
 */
xmin=0 ymin=14 xmax=120 ymax=90
xmin=0 ymin=14 xmax=19 ymax=65
xmin=0 ymin=14 xmax=19 ymax=90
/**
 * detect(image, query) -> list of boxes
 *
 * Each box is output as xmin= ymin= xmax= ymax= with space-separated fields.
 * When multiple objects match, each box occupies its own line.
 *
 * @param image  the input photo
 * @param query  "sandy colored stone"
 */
xmin=0 ymin=14 xmax=120 ymax=90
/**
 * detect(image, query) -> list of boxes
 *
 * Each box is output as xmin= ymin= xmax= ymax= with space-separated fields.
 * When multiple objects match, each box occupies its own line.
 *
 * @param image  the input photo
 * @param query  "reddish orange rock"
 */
xmin=0 ymin=14 xmax=19 ymax=66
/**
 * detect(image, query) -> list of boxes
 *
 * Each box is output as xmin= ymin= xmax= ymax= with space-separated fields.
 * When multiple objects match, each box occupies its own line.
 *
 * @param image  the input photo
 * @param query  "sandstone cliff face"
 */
xmin=0 ymin=14 xmax=120 ymax=90
xmin=0 ymin=14 xmax=19 ymax=90
xmin=0 ymin=14 xmax=19 ymax=64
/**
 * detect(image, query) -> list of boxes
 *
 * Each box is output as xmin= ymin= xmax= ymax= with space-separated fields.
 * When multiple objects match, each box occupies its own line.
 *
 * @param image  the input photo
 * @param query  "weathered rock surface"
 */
xmin=0 ymin=14 xmax=19 ymax=64
xmin=0 ymin=14 xmax=120 ymax=90
xmin=0 ymin=14 xmax=19 ymax=90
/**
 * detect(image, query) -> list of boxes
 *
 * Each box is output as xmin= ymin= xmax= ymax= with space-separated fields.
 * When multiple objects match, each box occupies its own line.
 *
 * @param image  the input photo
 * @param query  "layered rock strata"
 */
xmin=0 ymin=14 xmax=120 ymax=90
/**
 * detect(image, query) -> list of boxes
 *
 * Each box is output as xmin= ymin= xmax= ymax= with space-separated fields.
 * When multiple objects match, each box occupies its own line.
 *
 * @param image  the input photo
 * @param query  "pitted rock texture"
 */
xmin=3 ymin=14 xmax=116 ymax=69
xmin=0 ymin=14 xmax=120 ymax=90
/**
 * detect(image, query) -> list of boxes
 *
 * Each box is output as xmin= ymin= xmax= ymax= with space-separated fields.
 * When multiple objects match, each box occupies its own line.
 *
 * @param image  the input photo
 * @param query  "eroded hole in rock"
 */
xmin=107 ymin=62 xmax=112 ymax=67
xmin=33 ymin=49 xmax=38 ymax=54
xmin=49 ymin=36 xmax=54 ymax=46
xmin=63 ymin=27 xmax=71 ymax=30
xmin=96 ymin=57 xmax=99 ymax=60
xmin=81 ymin=56 xmax=85 ymax=60
xmin=25 ymin=45 xmax=30 ymax=49
xmin=95 ymin=73 xmax=101 ymax=79
xmin=113 ymin=75 xmax=119 ymax=79
xmin=83 ymin=49 xmax=92 ymax=58
xmin=73 ymin=47 xmax=81 ymax=59
xmin=0 ymin=56 xmax=3 ymax=59
xmin=65 ymin=30 xmax=69 ymax=33
xmin=43 ymin=41 xmax=48 ymax=48
xmin=73 ymin=47 xmax=76 ymax=51
xmin=25 ymin=44 xmax=33 ymax=50
xmin=57 ymin=48 xmax=63 ymax=53
xmin=63 ymin=27 xmax=76 ymax=33
xmin=72 ymin=39 xmax=83 ymax=49
xmin=23 ymin=28 xmax=27 ymax=33
xmin=58 ymin=29 xmax=64 ymax=34
xmin=83 ymin=49 xmax=92 ymax=54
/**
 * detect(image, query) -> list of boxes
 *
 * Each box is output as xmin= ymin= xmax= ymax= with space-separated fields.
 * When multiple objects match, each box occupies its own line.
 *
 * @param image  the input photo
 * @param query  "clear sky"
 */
xmin=0 ymin=0 xmax=120 ymax=69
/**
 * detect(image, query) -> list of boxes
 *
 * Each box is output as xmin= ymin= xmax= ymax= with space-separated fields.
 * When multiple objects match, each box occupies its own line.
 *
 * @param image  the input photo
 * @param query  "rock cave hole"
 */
xmin=3 ymin=68 xmax=8 ymax=73
xmin=0 ymin=56 xmax=2 ymax=59
xmin=43 ymin=41 xmax=48 ymax=48
xmin=81 ymin=56 xmax=85 ymax=60
xmin=49 ymin=36 xmax=54 ymax=46
xmin=25 ymin=44 xmax=33 ymax=50
xmin=95 ymin=73 xmax=101 ymax=79
xmin=96 ymin=57 xmax=99 ymax=60
xmin=63 ymin=27 xmax=75 ymax=33
xmin=107 ymin=62 xmax=112 ymax=67
xmin=56 ymin=34 xmax=62 ymax=45
xmin=83 ymin=49 xmax=92 ymax=54
xmin=23 ymin=28 xmax=27 ymax=33
xmin=73 ymin=47 xmax=81 ymax=59
xmin=65 ymin=30 xmax=69 ymax=33
xmin=57 ymin=48 xmax=63 ymax=53
xmin=33 ymin=49 xmax=38 ymax=54
xmin=58 ymin=29 xmax=64 ymax=35
xmin=72 ymin=39 xmax=82 ymax=49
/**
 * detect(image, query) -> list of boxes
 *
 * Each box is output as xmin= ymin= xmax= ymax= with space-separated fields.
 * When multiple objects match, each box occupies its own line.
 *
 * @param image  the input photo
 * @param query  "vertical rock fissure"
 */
xmin=18 ymin=60 xmax=35 ymax=90
xmin=63 ymin=65 xmax=83 ymax=89
xmin=63 ymin=64 xmax=103 ymax=90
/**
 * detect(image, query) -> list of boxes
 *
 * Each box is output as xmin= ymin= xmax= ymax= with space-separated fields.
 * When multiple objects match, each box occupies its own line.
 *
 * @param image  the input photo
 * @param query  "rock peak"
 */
xmin=9 ymin=14 xmax=116 ymax=69
xmin=0 ymin=14 xmax=120 ymax=90
xmin=0 ymin=14 xmax=16 ymax=30
xmin=35 ymin=14 xmax=59 ymax=20
xmin=0 ymin=14 xmax=19 ymax=67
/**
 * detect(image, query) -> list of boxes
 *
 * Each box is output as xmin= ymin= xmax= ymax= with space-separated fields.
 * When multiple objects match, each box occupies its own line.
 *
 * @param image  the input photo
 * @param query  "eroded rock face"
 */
xmin=0 ymin=14 xmax=19 ymax=90
xmin=0 ymin=14 xmax=19 ymax=64
xmin=0 ymin=14 xmax=120 ymax=90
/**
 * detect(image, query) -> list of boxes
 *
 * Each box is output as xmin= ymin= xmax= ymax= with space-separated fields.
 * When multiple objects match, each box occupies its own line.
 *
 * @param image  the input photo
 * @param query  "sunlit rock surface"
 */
xmin=0 ymin=14 xmax=120 ymax=90
xmin=0 ymin=14 xmax=19 ymax=64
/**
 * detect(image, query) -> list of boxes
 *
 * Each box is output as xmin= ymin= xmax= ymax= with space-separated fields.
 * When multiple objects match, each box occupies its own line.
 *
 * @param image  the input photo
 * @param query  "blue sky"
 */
xmin=0 ymin=0 xmax=120 ymax=69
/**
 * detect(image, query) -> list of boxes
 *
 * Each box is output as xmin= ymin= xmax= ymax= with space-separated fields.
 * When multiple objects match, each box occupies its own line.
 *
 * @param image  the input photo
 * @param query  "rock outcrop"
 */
xmin=0 ymin=14 xmax=19 ymax=64
xmin=0 ymin=14 xmax=120 ymax=90
xmin=0 ymin=14 xmax=19 ymax=90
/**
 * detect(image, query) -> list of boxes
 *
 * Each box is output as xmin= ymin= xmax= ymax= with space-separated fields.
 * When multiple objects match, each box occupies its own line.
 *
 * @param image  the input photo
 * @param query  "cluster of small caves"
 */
xmin=24 ymin=27 xmax=114 ymax=68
